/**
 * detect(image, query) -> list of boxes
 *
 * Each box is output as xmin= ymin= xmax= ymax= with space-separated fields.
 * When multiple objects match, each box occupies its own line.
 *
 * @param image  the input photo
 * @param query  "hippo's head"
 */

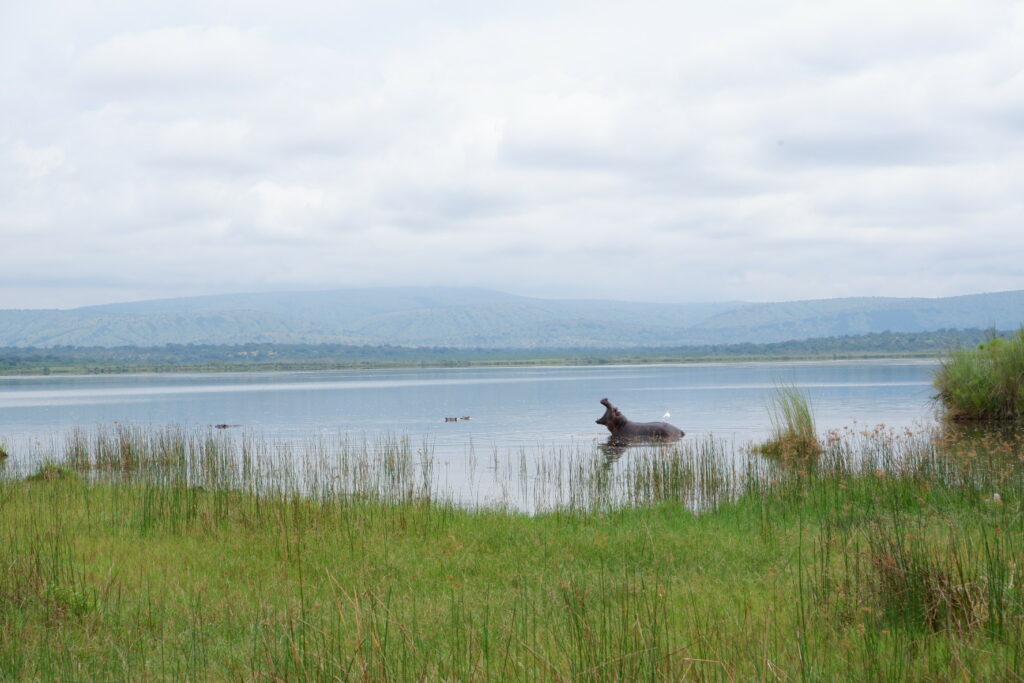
xmin=595 ymin=398 xmax=626 ymax=434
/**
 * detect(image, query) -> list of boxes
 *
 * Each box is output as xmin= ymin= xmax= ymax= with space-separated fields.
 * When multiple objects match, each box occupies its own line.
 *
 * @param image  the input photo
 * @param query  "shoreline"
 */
xmin=2 ymin=327 xmax=996 ymax=377
xmin=0 ymin=350 xmax=942 ymax=378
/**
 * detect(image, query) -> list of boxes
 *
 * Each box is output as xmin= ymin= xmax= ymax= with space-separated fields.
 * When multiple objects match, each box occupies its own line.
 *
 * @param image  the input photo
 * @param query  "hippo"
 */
xmin=595 ymin=398 xmax=685 ymax=443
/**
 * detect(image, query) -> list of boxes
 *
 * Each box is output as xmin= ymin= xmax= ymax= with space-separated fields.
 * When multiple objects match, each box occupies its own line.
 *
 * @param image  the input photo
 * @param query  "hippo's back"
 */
xmin=622 ymin=420 xmax=684 ymax=440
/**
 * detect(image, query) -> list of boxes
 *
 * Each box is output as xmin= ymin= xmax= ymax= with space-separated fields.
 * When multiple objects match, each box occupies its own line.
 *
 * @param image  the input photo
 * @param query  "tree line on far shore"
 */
xmin=0 ymin=328 xmax=1009 ymax=375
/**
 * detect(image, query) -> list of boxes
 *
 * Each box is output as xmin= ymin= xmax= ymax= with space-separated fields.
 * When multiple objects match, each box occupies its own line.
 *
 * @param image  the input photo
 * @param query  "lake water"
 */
xmin=1 ymin=360 xmax=938 ymax=457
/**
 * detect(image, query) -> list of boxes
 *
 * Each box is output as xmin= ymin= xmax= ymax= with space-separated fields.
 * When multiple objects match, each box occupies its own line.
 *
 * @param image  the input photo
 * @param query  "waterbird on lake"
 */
xmin=662 ymin=410 xmax=671 ymax=420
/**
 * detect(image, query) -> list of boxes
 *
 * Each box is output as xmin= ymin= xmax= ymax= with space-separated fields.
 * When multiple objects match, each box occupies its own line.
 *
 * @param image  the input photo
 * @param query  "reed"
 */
xmin=757 ymin=384 xmax=823 ymax=462
xmin=934 ymin=330 xmax=1024 ymax=421
xmin=2 ymin=423 xmax=1023 ymax=679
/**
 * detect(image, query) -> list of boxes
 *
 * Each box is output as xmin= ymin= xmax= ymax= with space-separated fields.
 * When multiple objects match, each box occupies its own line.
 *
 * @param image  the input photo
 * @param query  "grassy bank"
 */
xmin=2 ymin=426 xmax=1024 ymax=679
xmin=934 ymin=329 xmax=1024 ymax=421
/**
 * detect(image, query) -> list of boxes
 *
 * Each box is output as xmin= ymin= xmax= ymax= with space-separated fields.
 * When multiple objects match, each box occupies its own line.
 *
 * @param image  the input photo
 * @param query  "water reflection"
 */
xmin=599 ymin=436 xmax=686 ymax=468
xmin=599 ymin=439 xmax=629 ymax=466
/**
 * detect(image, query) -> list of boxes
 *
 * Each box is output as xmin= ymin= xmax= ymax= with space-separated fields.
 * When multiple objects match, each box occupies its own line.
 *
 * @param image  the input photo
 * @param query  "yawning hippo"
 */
xmin=595 ymin=398 xmax=685 ymax=443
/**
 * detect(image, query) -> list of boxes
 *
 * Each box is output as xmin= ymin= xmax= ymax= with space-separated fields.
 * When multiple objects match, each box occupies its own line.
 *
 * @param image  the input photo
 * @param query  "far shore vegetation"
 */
xmin=0 ymin=327 xmax=1008 ymax=376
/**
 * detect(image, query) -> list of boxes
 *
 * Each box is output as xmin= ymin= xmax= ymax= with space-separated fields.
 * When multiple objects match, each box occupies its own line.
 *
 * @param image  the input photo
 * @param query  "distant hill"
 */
xmin=690 ymin=290 xmax=1024 ymax=343
xmin=0 ymin=310 xmax=364 ymax=347
xmin=1 ymin=287 xmax=1023 ymax=348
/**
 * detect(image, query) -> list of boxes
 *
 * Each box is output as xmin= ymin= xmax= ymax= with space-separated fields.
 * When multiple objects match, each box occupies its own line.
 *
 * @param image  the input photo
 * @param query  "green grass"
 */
xmin=757 ymin=385 xmax=823 ymax=463
xmin=2 ymin=425 xmax=1024 ymax=679
xmin=934 ymin=330 xmax=1024 ymax=421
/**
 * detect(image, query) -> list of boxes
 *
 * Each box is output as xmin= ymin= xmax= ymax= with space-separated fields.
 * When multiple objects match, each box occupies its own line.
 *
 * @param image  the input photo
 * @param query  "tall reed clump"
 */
xmin=757 ymin=384 xmax=822 ymax=462
xmin=934 ymin=330 xmax=1024 ymax=421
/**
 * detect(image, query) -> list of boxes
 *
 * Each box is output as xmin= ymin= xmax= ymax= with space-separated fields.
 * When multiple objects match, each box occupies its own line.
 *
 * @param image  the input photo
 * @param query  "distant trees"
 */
xmin=0 ymin=328 xmax=1009 ymax=375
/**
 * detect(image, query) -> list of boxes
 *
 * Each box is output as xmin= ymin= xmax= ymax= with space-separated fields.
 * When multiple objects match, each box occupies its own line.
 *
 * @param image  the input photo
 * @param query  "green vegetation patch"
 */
xmin=2 ymin=425 xmax=1024 ymax=679
xmin=24 ymin=462 xmax=81 ymax=483
xmin=934 ymin=329 xmax=1024 ymax=421
xmin=756 ymin=385 xmax=823 ymax=463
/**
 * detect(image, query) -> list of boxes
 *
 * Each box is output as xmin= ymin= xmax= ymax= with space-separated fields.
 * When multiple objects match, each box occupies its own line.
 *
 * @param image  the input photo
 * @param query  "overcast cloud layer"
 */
xmin=3 ymin=0 xmax=1023 ymax=309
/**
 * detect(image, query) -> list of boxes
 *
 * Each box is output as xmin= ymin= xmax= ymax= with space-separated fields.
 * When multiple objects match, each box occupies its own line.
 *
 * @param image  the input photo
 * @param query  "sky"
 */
xmin=2 ymin=0 xmax=1023 ymax=309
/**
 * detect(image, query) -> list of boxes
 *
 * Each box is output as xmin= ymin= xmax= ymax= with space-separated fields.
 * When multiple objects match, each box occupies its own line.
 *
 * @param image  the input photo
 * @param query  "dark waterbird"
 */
xmin=595 ymin=398 xmax=685 ymax=444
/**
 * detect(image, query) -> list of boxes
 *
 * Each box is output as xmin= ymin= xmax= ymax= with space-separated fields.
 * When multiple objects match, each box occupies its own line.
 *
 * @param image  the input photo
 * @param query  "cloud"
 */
xmin=1 ymin=0 xmax=1023 ymax=309
xmin=78 ymin=26 xmax=278 ymax=97
xmin=10 ymin=142 xmax=71 ymax=179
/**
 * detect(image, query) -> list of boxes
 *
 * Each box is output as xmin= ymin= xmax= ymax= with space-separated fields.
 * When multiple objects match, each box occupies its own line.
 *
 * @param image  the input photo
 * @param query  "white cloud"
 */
xmin=1 ymin=0 xmax=1023 ymax=308
xmin=10 ymin=142 xmax=70 ymax=179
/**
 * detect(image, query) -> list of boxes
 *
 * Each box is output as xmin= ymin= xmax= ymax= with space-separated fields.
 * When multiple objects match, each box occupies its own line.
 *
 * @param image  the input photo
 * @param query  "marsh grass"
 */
xmin=757 ymin=384 xmax=823 ymax=463
xmin=2 ymin=423 xmax=1024 ymax=679
xmin=24 ymin=462 xmax=82 ymax=483
xmin=865 ymin=519 xmax=988 ymax=633
xmin=934 ymin=329 xmax=1024 ymax=421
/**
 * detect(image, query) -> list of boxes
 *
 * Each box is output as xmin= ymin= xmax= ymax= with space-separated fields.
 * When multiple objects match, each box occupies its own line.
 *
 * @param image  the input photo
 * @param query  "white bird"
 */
xmin=662 ymin=410 xmax=671 ymax=420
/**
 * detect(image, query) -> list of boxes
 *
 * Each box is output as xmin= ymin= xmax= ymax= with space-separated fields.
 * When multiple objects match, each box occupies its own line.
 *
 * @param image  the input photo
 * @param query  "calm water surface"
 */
xmin=1 ymin=360 xmax=938 ymax=459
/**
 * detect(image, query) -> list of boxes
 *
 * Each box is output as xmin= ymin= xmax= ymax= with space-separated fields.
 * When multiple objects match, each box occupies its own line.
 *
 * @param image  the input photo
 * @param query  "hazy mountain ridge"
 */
xmin=0 ymin=310 xmax=366 ymax=347
xmin=2 ymin=287 xmax=1023 ymax=348
xmin=693 ymin=291 xmax=1024 ymax=343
